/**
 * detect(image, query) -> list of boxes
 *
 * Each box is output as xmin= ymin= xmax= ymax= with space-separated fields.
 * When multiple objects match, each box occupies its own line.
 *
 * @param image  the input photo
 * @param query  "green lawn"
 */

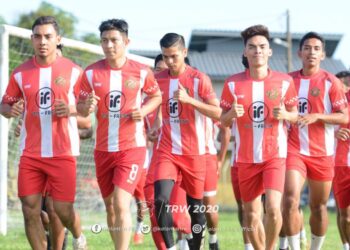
xmin=0 ymin=208 xmax=344 ymax=250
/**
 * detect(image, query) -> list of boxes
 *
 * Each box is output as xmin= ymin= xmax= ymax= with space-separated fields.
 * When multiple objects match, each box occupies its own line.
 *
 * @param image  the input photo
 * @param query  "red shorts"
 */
xmin=154 ymin=151 xmax=206 ymax=199
xmin=333 ymin=166 xmax=350 ymax=209
xmin=94 ymin=147 xmax=146 ymax=198
xmin=134 ymin=168 xmax=147 ymax=201
xmin=231 ymin=166 xmax=241 ymax=201
xmin=286 ymin=153 xmax=334 ymax=181
xmin=237 ymin=158 xmax=286 ymax=202
xmin=18 ymin=156 xmax=76 ymax=202
xmin=204 ymin=154 xmax=218 ymax=197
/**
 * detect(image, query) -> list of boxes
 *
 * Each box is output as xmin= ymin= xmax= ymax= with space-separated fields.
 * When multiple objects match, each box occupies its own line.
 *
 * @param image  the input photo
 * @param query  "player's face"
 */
xmin=31 ymin=24 xmax=60 ymax=59
xmin=244 ymin=35 xmax=272 ymax=68
xmin=101 ymin=30 xmax=129 ymax=61
xmin=161 ymin=45 xmax=187 ymax=75
xmin=298 ymin=38 xmax=325 ymax=68
xmin=154 ymin=60 xmax=168 ymax=73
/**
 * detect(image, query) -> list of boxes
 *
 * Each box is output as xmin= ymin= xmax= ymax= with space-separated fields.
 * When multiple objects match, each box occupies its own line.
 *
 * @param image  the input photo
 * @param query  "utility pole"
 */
xmin=286 ymin=9 xmax=292 ymax=72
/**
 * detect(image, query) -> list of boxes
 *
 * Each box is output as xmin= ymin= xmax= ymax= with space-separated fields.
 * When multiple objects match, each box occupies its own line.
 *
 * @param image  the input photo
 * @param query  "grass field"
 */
xmin=0 ymin=208 xmax=344 ymax=250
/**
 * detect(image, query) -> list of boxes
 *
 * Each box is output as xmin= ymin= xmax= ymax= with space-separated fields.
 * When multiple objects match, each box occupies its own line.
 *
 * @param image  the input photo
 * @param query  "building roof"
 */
xmin=189 ymin=29 xmax=343 ymax=57
xmin=188 ymin=51 xmax=347 ymax=81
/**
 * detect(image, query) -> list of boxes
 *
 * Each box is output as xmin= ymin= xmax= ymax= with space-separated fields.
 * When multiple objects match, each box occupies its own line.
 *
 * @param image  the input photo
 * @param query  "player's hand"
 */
xmin=230 ymin=94 xmax=244 ymax=118
xmin=131 ymin=107 xmax=144 ymax=121
xmin=87 ymin=90 xmax=100 ymax=114
xmin=335 ymin=128 xmax=350 ymax=141
xmin=54 ymin=99 xmax=70 ymax=117
xmin=298 ymin=113 xmax=319 ymax=128
xmin=10 ymin=99 xmax=24 ymax=117
xmin=147 ymin=127 xmax=159 ymax=142
xmin=173 ymin=82 xmax=191 ymax=104
xmin=14 ymin=118 xmax=23 ymax=137
xmin=273 ymin=97 xmax=286 ymax=120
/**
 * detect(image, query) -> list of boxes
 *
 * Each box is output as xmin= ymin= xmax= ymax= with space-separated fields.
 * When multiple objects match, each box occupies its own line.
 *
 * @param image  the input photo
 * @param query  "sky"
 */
xmin=1 ymin=0 xmax=350 ymax=68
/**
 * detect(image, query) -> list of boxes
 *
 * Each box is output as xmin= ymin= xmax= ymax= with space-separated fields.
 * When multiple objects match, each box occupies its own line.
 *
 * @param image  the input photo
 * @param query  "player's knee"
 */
xmin=22 ymin=204 xmax=40 ymax=221
xmin=114 ymin=201 xmax=130 ymax=215
xmin=154 ymin=194 xmax=170 ymax=213
xmin=54 ymin=204 xmax=74 ymax=222
xmin=283 ymin=195 xmax=300 ymax=212
xmin=244 ymin=210 xmax=260 ymax=225
xmin=309 ymin=203 xmax=326 ymax=216
xmin=265 ymin=205 xmax=280 ymax=221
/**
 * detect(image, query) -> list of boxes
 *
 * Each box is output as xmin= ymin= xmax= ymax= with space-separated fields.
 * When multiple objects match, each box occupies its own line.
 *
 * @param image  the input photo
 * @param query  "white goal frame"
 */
xmin=0 ymin=24 xmax=153 ymax=235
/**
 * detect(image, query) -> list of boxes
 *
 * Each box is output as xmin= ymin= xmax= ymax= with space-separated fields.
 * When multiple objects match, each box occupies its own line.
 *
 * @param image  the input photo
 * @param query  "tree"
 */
xmin=0 ymin=16 xmax=6 ymax=25
xmin=81 ymin=33 xmax=100 ymax=45
xmin=16 ymin=1 xmax=77 ymax=38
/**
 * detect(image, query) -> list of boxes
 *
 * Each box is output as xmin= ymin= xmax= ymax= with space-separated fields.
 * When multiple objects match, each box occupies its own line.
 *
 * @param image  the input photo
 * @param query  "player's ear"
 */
xmin=268 ymin=48 xmax=272 ymax=57
xmin=183 ymin=48 xmax=188 ymax=57
xmin=123 ymin=37 xmax=130 ymax=47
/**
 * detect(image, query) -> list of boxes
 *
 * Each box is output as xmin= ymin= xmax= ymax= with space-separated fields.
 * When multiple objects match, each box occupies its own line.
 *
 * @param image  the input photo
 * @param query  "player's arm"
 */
xmin=273 ymin=104 xmax=298 ymax=123
xmin=77 ymin=91 xmax=100 ymax=117
xmin=131 ymin=89 xmax=162 ymax=122
xmin=147 ymin=107 xmax=162 ymax=142
xmin=174 ymin=82 xmax=221 ymax=120
xmin=0 ymin=100 xmax=24 ymax=119
xmin=298 ymin=108 xmax=348 ymax=127
xmin=217 ymin=126 xmax=231 ymax=170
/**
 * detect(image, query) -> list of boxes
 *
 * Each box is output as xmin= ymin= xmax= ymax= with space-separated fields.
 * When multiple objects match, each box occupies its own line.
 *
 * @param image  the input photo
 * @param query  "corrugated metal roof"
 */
xmin=188 ymin=52 xmax=347 ymax=81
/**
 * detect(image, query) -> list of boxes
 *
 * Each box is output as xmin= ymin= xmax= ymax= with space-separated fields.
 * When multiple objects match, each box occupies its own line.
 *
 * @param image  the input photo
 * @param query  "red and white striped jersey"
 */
xmin=79 ymin=59 xmax=159 ymax=152
xmin=205 ymin=119 xmax=218 ymax=155
xmin=335 ymin=109 xmax=350 ymax=167
xmin=2 ymin=57 xmax=81 ymax=157
xmin=220 ymin=69 xmax=298 ymax=163
xmin=288 ymin=69 xmax=348 ymax=156
xmin=156 ymin=66 xmax=217 ymax=155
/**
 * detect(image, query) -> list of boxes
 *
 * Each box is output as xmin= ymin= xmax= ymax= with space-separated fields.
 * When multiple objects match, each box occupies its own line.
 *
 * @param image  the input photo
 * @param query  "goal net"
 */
xmin=0 ymin=24 xmax=154 ymax=235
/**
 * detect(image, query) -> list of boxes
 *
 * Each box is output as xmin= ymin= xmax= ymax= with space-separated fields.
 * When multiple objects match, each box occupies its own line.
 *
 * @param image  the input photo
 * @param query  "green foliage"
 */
xmin=0 ymin=15 xmax=6 ymax=24
xmin=81 ymin=33 xmax=100 ymax=45
xmin=16 ymin=1 xmax=78 ymax=38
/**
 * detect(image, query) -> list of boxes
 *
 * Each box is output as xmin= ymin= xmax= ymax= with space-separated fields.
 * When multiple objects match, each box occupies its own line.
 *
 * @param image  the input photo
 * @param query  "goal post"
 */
xmin=0 ymin=24 xmax=154 ymax=236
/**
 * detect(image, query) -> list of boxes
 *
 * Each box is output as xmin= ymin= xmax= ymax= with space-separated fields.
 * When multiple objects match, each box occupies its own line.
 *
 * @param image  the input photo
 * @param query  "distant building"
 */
xmin=131 ymin=29 xmax=347 ymax=96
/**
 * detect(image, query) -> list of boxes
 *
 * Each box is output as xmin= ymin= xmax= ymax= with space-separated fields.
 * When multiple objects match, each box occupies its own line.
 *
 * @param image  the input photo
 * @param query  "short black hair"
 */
xmin=241 ymin=25 xmax=270 ymax=45
xmin=32 ymin=16 xmax=60 ymax=35
xmin=336 ymin=70 xmax=350 ymax=79
xmin=299 ymin=32 xmax=325 ymax=51
xmin=160 ymin=33 xmax=185 ymax=49
xmin=241 ymin=55 xmax=249 ymax=69
xmin=57 ymin=44 xmax=63 ymax=51
xmin=99 ymin=19 xmax=128 ymax=37
xmin=154 ymin=54 xmax=163 ymax=68
xmin=184 ymin=57 xmax=191 ymax=66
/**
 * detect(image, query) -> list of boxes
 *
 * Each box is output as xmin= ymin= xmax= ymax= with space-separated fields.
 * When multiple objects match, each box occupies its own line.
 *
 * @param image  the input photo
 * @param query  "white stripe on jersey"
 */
xmin=252 ymin=81 xmax=264 ymax=163
xmin=194 ymin=78 xmax=206 ymax=155
xmin=68 ymin=67 xmax=80 ymax=156
xmin=108 ymin=70 xmax=122 ymax=151
xmin=135 ymin=70 xmax=147 ymax=147
xmin=85 ymin=70 xmax=94 ymax=89
xmin=228 ymin=81 xmax=239 ymax=163
xmin=39 ymin=67 xmax=53 ymax=157
xmin=298 ymin=79 xmax=310 ymax=155
xmin=14 ymin=72 xmax=26 ymax=156
xmin=324 ymin=80 xmax=334 ymax=155
xmin=277 ymin=80 xmax=290 ymax=158
xmin=206 ymin=117 xmax=217 ymax=155
xmin=230 ymin=123 xmax=236 ymax=167
xmin=169 ymin=79 xmax=182 ymax=154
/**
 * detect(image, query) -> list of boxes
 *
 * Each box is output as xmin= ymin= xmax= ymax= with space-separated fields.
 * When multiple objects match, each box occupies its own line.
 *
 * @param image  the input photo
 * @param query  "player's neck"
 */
xmin=107 ymin=56 xmax=127 ymax=69
xmin=249 ymin=65 xmax=269 ymax=80
xmin=35 ymin=53 xmax=57 ymax=66
xmin=301 ymin=65 xmax=320 ymax=76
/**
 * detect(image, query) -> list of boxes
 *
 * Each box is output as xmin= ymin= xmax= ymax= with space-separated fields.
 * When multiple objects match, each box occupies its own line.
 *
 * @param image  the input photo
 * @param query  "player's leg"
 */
xmin=203 ymin=154 xmax=220 ymax=250
xmin=45 ymin=195 xmax=66 ymax=250
xmin=180 ymin=155 xmax=206 ymax=250
xmin=133 ymin=168 xmax=147 ymax=245
xmin=155 ymin=179 xmax=176 ymax=248
xmin=283 ymin=154 xmax=306 ymax=250
xmin=18 ymin=156 xmax=47 ymax=249
xmin=112 ymin=147 xmax=146 ymax=250
xmin=264 ymin=189 xmax=283 ymax=250
xmin=307 ymin=155 xmax=334 ymax=250
xmin=49 ymin=156 xmax=86 ymax=249
xmin=231 ymin=166 xmax=253 ymax=250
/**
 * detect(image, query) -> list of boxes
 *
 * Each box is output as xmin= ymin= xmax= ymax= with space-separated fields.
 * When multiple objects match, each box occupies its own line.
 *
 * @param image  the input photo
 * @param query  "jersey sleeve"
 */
xmin=78 ymin=70 xmax=93 ymax=101
xmin=283 ymin=79 xmax=298 ymax=109
xmin=1 ymin=72 xmax=23 ymax=105
xmin=220 ymin=80 xmax=234 ymax=111
xmin=142 ymin=68 xmax=159 ymax=95
xmin=329 ymin=77 xmax=348 ymax=112
xmin=199 ymin=74 xmax=216 ymax=101
xmin=73 ymin=67 xmax=83 ymax=100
